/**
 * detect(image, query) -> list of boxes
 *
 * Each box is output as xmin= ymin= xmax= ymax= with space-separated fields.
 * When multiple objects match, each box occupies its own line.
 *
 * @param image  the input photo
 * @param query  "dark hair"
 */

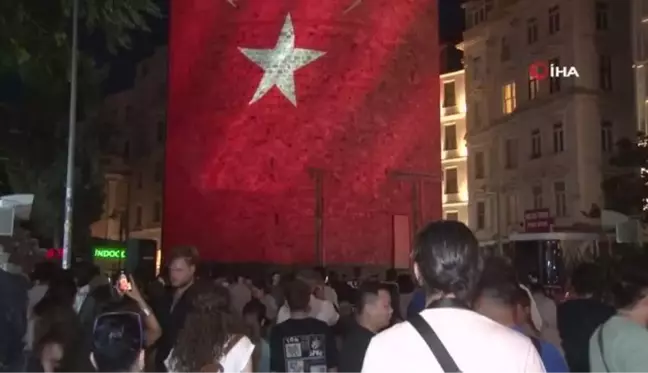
xmin=285 ymin=279 xmax=311 ymax=311
xmin=34 ymin=270 xmax=77 ymax=315
xmin=477 ymin=259 xmax=522 ymax=307
xmin=242 ymin=299 xmax=266 ymax=324
xmin=172 ymin=284 xmax=247 ymax=372
xmin=354 ymin=281 xmax=390 ymax=314
xmin=412 ymin=220 xmax=483 ymax=304
xmin=250 ymin=278 xmax=267 ymax=293
xmin=571 ymin=263 xmax=604 ymax=296
xmin=73 ymin=262 xmax=100 ymax=288
xmin=31 ymin=261 xmax=60 ymax=284
xmin=612 ymin=258 xmax=648 ymax=309
xmin=92 ymin=313 xmax=143 ymax=372
xmin=169 ymin=246 xmax=200 ymax=266
xmin=397 ymin=274 xmax=415 ymax=294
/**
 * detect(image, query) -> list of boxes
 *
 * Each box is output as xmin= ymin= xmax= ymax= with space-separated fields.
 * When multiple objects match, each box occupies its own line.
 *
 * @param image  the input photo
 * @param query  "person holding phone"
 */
xmin=114 ymin=272 xmax=162 ymax=348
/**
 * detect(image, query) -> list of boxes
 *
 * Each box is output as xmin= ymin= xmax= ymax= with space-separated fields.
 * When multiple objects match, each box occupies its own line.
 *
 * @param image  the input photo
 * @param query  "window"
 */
xmin=549 ymin=58 xmax=561 ymax=93
xmin=137 ymin=173 xmax=143 ymax=189
xmin=443 ymin=82 xmax=457 ymax=107
xmin=554 ymin=182 xmax=567 ymax=217
xmin=527 ymin=18 xmax=538 ymax=44
xmin=504 ymin=138 xmax=518 ymax=169
xmin=532 ymin=186 xmax=544 ymax=209
xmin=154 ymin=161 xmax=163 ymax=182
xmin=476 ymin=201 xmax=486 ymax=230
xmin=599 ymin=55 xmax=612 ymax=91
xmin=549 ymin=6 xmax=561 ymax=34
xmin=501 ymin=37 xmax=511 ymax=61
xmin=135 ymin=206 xmax=142 ymax=227
xmin=528 ymin=77 xmax=539 ymax=100
xmin=153 ymin=201 xmax=162 ymax=223
xmin=601 ymin=121 xmax=614 ymax=152
xmin=473 ymin=101 xmax=482 ymax=129
xmin=157 ymin=121 xmax=165 ymax=142
xmin=446 ymin=211 xmax=459 ymax=221
xmin=531 ymin=129 xmax=542 ymax=158
xmin=595 ymin=2 xmax=608 ymax=30
xmin=444 ymin=124 xmax=457 ymax=151
xmin=502 ymin=82 xmax=517 ymax=114
xmin=444 ymin=168 xmax=459 ymax=194
xmin=472 ymin=57 xmax=482 ymax=81
xmin=475 ymin=151 xmax=485 ymax=179
xmin=506 ymin=193 xmax=518 ymax=226
xmin=553 ymin=123 xmax=564 ymax=153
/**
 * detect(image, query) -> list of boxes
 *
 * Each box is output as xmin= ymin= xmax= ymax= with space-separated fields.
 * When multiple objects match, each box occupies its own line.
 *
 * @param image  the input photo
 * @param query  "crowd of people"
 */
xmin=1 ymin=220 xmax=648 ymax=372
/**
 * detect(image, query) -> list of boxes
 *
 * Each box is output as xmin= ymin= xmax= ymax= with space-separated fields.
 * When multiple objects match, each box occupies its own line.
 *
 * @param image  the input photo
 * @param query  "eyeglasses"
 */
xmin=92 ymin=311 xmax=144 ymax=350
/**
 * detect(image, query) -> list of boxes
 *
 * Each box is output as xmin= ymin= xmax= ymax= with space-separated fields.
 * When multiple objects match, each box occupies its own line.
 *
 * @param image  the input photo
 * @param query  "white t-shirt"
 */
xmin=165 ymin=335 xmax=255 ymax=372
xmin=276 ymin=295 xmax=339 ymax=326
xmin=361 ymin=308 xmax=546 ymax=373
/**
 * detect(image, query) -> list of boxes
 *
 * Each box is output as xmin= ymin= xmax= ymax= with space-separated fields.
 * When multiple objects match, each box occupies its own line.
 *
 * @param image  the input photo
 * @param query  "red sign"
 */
xmin=524 ymin=209 xmax=553 ymax=232
xmin=46 ymin=248 xmax=63 ymax=260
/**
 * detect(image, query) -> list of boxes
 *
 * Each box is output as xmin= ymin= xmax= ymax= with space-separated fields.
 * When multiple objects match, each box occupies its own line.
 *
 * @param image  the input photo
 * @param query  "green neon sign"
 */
xmin=93 ymin=247 xmax=126 ymax=259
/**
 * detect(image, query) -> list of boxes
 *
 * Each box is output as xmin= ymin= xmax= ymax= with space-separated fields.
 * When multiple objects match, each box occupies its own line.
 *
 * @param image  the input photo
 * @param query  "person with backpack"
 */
xmin=474 ymin=264 xmax=568 ymax=372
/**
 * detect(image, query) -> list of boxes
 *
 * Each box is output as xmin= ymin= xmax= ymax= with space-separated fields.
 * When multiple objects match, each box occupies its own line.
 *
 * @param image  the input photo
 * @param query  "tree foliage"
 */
xmin=0 ymin=0 xmax=161 ymax=248
xmin=601 ymin=133 xmax=648 ymax=221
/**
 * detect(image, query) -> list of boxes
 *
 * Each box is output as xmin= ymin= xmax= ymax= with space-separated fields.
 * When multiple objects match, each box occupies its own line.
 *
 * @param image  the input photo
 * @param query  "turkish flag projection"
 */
xmin=165 ymin=0 xmax=441 ymax=264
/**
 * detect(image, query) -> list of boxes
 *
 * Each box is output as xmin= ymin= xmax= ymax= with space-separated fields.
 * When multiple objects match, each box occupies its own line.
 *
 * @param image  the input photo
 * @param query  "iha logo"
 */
xmin=529 ymin=61 xmax=580 ymax=80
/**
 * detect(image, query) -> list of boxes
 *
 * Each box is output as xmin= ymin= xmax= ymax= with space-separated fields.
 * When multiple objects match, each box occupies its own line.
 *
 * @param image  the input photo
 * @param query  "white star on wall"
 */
xmin=239 ymin=14 xmax=326 ymax=106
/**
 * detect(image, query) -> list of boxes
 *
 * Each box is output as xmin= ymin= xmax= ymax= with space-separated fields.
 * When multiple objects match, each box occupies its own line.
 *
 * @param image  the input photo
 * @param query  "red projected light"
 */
xmin=46 ymin=248 xmax=63 ymax=260
xmin=165 ymin=0 xmax=442 ymax=264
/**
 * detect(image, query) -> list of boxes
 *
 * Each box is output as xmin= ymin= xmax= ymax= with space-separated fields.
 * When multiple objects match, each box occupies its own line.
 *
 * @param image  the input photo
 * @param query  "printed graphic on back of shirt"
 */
xmin=283 ymin=334 xmax=327 ymax=372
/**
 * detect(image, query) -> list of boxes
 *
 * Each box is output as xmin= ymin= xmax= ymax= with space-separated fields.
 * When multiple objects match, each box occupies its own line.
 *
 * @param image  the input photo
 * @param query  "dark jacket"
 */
xmin=0 ymin=269 xmax=28 ymax=371
xmin=153 ymin=285 xmax=195 ymax=372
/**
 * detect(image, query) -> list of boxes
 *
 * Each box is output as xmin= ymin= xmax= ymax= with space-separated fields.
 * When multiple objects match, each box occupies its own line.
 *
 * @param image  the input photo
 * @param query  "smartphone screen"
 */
xmin=117 ymin=272 xmax=132 ymax=293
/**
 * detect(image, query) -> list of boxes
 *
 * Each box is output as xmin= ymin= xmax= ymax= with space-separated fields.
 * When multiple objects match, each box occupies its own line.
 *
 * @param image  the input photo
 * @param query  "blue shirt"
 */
xmin=513 ymin=325 xmax=568 ymax=372
xmin=407 ymin=289 xmax=426 ymax=318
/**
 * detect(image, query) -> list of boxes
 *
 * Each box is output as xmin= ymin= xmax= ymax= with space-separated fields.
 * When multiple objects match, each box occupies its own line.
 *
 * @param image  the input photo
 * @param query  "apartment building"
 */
xmin=461 ymin=0 xmax=635 ymax=243
xmin=631 ymin=0 xmax=648 ymax=133
xmin=91 ymin=47 xmax=168 ymax=246
xmin=440 ymin=69 xmax=470 ymax=226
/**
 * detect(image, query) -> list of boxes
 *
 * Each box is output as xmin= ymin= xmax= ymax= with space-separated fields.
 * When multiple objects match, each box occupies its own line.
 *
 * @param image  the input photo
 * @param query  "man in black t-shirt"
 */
xmin=339 ymin=282 xmax=393 ymax=372
xmin=270 ymin=279 xmax=338 ymax=372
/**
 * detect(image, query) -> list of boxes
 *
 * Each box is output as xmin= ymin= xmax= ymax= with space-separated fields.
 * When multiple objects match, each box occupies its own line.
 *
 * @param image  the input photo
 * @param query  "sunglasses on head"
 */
xmin=92 ymin=311 xmax=144 ymax=350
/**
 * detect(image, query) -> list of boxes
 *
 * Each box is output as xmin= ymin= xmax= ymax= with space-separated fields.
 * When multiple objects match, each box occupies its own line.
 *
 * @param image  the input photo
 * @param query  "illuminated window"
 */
xmin=446 ymin=211 xmax=459 ymax=221
xmin=444 ymin=124 xmax=457 ymax=151
xmin=444 ymin=168 xmax=459 ymax=194
xmin=502 ymin=82 xmax=517 ymax=114
xmin=528 ymin=77 xmax=540 ymax=100
xmin=443 ymin=81 xmax=457 ymax=108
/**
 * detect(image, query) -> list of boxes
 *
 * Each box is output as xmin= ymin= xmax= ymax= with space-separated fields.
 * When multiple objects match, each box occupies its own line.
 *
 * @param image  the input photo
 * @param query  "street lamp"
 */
xmin=62 ymin=0 xmax=80 ymax=269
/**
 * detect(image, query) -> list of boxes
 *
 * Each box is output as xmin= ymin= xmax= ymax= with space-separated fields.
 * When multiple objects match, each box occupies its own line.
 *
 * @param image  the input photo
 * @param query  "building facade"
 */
xmin=631 ymin=0 xmax=648 ymax=133
xmin=91 ymin=47 xmax=168 ymax=247
xmin=440 ymin=69 xmax=470 ymax=226
xmin=461 ymin=0 xmax=635 ymax=243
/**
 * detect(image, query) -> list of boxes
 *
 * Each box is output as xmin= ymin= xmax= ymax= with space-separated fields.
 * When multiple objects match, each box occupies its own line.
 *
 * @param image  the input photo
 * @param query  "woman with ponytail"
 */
xmin=165 ymin=283 xmax=254 ymax=372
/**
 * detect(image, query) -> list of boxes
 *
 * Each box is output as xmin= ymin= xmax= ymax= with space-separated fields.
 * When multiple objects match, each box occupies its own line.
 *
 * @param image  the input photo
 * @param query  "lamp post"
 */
xmin=62 ymin=0 xmax=80 ymax=269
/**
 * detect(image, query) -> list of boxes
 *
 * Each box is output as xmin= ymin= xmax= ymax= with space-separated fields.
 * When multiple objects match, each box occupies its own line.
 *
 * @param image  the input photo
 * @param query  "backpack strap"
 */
xmin=409 ymin=314 xmax=461 ymax=372
xmin=597 ymin=326 xmax=612 ymax=372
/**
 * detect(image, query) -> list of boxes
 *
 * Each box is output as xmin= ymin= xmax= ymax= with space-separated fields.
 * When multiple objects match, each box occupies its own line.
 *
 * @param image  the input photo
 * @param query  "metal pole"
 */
xmin=62 ymin=0 xmax=80 ymax=269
